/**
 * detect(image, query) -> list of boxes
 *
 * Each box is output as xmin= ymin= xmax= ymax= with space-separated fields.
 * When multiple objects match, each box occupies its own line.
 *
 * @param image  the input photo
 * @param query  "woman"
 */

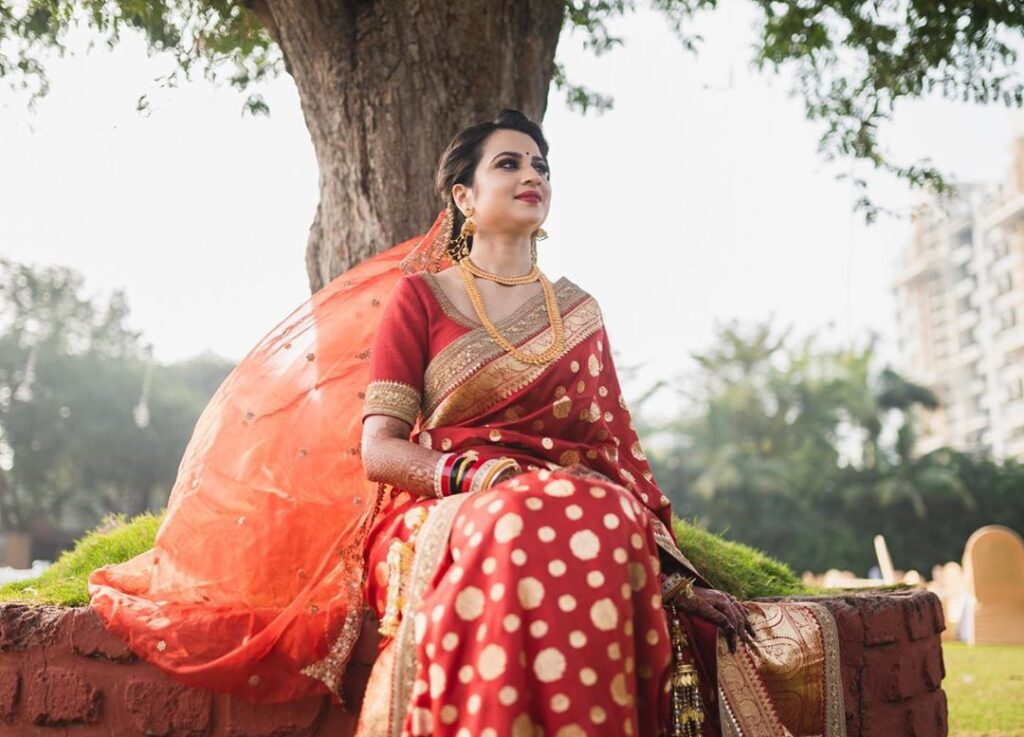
xmin=88 ymin=110 xmax=845 ymax=737
xmin=351 ymin=111 xmax=845 ymax=737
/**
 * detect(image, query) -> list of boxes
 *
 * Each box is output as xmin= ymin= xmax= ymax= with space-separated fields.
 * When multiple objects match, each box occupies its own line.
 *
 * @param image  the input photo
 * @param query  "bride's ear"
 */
xmin=451 ymin=184 xmax=472 ymax=216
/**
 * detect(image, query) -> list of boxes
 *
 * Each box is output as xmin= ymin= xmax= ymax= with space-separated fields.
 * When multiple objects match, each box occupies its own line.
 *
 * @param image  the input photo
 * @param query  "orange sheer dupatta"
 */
xmin=88 ymin=209 xmax=452 ymax=704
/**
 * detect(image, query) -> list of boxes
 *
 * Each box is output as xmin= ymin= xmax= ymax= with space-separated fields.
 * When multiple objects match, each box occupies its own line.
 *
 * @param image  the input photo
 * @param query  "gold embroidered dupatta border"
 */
xmin=421 ymin=284 xmax=600 ymax=429
xmin=717 ymin=601 xmax=846 ymax=737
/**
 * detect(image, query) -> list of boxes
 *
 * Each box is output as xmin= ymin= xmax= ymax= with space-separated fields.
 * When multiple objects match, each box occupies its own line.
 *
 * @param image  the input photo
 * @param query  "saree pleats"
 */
xmin=361 ymin=468 xmax=683 ymax=736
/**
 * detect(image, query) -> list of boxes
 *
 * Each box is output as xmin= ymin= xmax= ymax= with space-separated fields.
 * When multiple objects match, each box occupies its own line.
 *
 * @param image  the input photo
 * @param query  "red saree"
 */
xmin=356 ymin=270 xmax=718 ymax=735
xmin=353 ymin=267 xmax=847 ymax=736
xmin=87 ymin=209 xmax=846 ymax=737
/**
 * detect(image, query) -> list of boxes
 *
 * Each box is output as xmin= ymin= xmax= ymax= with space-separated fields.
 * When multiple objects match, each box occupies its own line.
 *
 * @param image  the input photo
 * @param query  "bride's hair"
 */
xmin=435 ymin=108 xmax=549 ymax=239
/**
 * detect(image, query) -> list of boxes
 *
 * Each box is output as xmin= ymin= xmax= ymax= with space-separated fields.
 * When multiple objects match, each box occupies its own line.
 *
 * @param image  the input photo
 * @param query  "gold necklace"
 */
xmin=457 ymin=261 xmax=565 ymax=365
xmin=461 ymin=256 xmax=540 ymax=286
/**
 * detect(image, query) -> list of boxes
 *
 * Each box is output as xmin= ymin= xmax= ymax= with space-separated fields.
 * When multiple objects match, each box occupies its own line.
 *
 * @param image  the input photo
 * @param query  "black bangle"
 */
xmin=450 ymin=456 xmax=472 ymax=494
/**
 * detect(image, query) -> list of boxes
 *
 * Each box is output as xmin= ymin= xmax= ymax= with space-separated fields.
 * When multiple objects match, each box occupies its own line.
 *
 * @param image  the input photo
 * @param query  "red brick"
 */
xmin=863 ymin=646 xmax=900 ymax=704
xmin=225 ymin=693 xmax=327 ymax=736
xmin=861 ymin=598 xmax=903 ymax=646
xmin=923 ymin=643 xmax=945 ymax=692
xmin=896 ymin=641 xmax=933 ymax=701
xmin=0 ymin=667 xmax=18 ymax=721
xmin=830 ymin=599 xmax=865 ymax=667
xmin=0 ymin=604 xmax=65 ymax=652
xmin=69 ymin=608 xmax=137 ymax=663
xmin=909 ymin=688 xmax=948 ymax=737
xmin=123 ymin=679 xmax=213 ymax=737
xmin=843 ymin=659 xmax=860 ymax=716
xmin=840 ymin=664 xmax=861 ymax=736
xmin=861 ymin=700 xmax=911 ymax=737
xmin=904 ymin=593 xmax=937 ymax=642
xmin=930 ymin=595 xmax=947 ymax=636
xmin=25 ymin=667 xmax=102 ymax=725
xmin=863 ymin=643 xmax=929 ymax=704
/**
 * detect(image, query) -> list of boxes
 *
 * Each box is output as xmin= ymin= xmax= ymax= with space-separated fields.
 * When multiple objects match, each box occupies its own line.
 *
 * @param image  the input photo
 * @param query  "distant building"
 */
xmin=894 ymin=132 xmax=1024 ymax=460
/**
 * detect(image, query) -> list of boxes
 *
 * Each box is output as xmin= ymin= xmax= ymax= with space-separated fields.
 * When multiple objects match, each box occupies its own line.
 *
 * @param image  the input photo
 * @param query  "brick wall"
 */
xmin=812 ymin=589 xmax=948 ymax=737
xmin=0 ymin=589 xmax=946 ymax=736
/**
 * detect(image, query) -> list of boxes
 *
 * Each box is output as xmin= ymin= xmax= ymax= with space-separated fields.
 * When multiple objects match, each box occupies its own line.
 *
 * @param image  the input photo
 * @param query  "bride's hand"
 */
xmin=673 ymin=587 xmax=755 ymax=653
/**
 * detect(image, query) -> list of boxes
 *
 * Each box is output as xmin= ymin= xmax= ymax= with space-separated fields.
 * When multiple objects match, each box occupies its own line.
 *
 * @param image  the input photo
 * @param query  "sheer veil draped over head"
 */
xmin=88 ymin=208 xmax=456 ymax=704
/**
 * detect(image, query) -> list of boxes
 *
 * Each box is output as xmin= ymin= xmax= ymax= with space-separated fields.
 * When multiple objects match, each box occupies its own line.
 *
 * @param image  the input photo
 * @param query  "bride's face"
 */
xmin=454 ymin=129 xmax=551 ymax=236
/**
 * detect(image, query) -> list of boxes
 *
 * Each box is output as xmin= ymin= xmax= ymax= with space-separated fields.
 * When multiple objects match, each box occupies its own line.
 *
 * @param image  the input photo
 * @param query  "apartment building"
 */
xmin=893 ymin=134 xmax=1024 ymax=460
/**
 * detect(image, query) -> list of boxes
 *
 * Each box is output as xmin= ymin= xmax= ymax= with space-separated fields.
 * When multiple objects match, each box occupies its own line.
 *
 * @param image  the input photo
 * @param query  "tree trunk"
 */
xmin=250 ymin=0 xmax=566 ymax=292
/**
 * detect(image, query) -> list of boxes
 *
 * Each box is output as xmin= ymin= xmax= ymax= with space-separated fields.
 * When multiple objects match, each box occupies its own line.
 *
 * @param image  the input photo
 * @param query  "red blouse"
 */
xmin=361 ymin=271 xmax=529 ymax=426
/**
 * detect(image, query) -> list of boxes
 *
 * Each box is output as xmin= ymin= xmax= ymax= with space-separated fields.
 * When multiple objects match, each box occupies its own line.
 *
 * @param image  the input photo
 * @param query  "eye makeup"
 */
xmin=495 ymin=152 xmax=550 ymax=177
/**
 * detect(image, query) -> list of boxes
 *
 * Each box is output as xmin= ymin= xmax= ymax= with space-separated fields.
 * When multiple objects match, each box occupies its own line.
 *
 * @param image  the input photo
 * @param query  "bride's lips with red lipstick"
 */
xmin=515 ymin=190 xmax=542 ymax=203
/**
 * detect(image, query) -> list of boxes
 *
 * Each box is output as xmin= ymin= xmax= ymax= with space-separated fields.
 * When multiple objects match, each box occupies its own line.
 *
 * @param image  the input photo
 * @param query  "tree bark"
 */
xmin=255 ymin=0 xmax=566 ymax=292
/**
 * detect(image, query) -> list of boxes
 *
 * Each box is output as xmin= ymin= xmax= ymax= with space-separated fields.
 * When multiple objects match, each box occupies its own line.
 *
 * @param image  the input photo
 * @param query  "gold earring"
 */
xmin=449 ymin=210 xmax=476 ymax=262
xmin=529 ymin=226 xmax=547 ymax=265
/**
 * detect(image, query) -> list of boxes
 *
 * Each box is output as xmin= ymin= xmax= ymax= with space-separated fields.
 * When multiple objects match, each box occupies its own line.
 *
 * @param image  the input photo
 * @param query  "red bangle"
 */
xmin=459 ymin=459 xmax=481 ymax=493
xmin=440 ymin=453 xmax=460 ymax=496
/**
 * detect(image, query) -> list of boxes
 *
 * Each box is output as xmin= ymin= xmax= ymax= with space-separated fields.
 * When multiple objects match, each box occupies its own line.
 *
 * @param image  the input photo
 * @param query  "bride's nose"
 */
xmin=522 ymin=170 xmax=543 ymax=187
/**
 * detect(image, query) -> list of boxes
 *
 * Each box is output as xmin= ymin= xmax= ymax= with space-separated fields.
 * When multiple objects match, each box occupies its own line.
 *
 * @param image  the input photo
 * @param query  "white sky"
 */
xmin=0 ymin=2 xmax=1019 ymax=413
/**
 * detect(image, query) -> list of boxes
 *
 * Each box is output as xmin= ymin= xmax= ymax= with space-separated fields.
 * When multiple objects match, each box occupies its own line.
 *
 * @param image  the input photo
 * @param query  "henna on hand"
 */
xmin=361 ymin=415 xmax=444 ymax=498
xmin=672 ymin=587 xmax=753 ymax=653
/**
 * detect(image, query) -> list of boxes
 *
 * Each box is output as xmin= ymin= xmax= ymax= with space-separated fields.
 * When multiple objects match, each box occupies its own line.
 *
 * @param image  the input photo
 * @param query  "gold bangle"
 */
xmin=480 ymin=458 xmax=520 ymax=490
xmin=482 ymin=460 xmax=511 ymax=489
xmin=662 ymin=573 xmax=696 ymax=604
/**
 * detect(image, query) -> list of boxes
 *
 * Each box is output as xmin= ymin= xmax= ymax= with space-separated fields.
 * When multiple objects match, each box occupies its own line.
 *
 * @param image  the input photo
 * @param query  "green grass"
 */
xmin=0 ymin=511 xmax=804 ymax=607
xmin=672 ymin=518 xmax=807 ymax=599
xmin=0 ymin=511 xmax=163 ymax=606
xmin=943 ymin=642 xmax=1024 ymax=737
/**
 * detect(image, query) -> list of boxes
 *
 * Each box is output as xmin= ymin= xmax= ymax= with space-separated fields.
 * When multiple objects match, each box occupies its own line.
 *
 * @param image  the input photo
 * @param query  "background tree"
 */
xmin=2 ymin=0 xmax=1022 ymax=289
xmin=0 ymin=258 xmax=233 ymax=555
xmin=646 ymin=319 xmax=1019 ymax=575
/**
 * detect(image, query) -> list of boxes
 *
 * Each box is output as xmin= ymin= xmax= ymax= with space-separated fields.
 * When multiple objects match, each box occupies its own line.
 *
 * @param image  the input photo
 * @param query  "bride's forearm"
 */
xmin=362 ymin=419 xmax=442 ymax=497
xmin=362 ymin=416 xmax=524 ymax=496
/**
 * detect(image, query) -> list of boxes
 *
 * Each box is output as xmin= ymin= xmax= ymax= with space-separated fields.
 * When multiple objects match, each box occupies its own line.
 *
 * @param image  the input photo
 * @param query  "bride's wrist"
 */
xmin=430 ymin=453 xmax=521 ymax=496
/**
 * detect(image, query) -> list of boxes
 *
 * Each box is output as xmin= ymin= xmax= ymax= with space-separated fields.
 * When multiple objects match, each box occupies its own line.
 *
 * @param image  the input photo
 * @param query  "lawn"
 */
xmin=944 ymin=642 xmax=1024 ymax=737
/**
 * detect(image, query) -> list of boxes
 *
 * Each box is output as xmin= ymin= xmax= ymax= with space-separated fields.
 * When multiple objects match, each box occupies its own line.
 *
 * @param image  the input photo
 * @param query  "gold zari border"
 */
xmin=389 ymin=494 xmax=470 ymax=737
xmin=717 ymin=601 xmax=847 ymax=737
xmin=804 ymin=601 xmax=847 ymax=737
xmin=363 ymin=380 xmax=422 ymax=426
xmin=421 ymin=278 xmax=589 ymax=420
xmin=423 ymin=295 xmax=602 ymax=429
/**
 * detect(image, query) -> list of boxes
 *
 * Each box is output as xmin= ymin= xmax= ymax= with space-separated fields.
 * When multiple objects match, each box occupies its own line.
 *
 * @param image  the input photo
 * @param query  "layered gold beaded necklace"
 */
xmin=457 ymin=257 xmax=565 ymax=365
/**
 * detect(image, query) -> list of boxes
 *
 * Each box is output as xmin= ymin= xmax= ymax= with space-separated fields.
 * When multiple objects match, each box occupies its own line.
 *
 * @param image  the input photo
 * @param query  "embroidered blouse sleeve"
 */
xmin=361 ymin=275 xmax=429 ymax=426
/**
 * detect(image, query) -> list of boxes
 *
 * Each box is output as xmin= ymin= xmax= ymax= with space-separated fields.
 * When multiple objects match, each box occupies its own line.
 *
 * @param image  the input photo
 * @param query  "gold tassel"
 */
xmin=668 ymin=602 xmax=706 ymax=737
